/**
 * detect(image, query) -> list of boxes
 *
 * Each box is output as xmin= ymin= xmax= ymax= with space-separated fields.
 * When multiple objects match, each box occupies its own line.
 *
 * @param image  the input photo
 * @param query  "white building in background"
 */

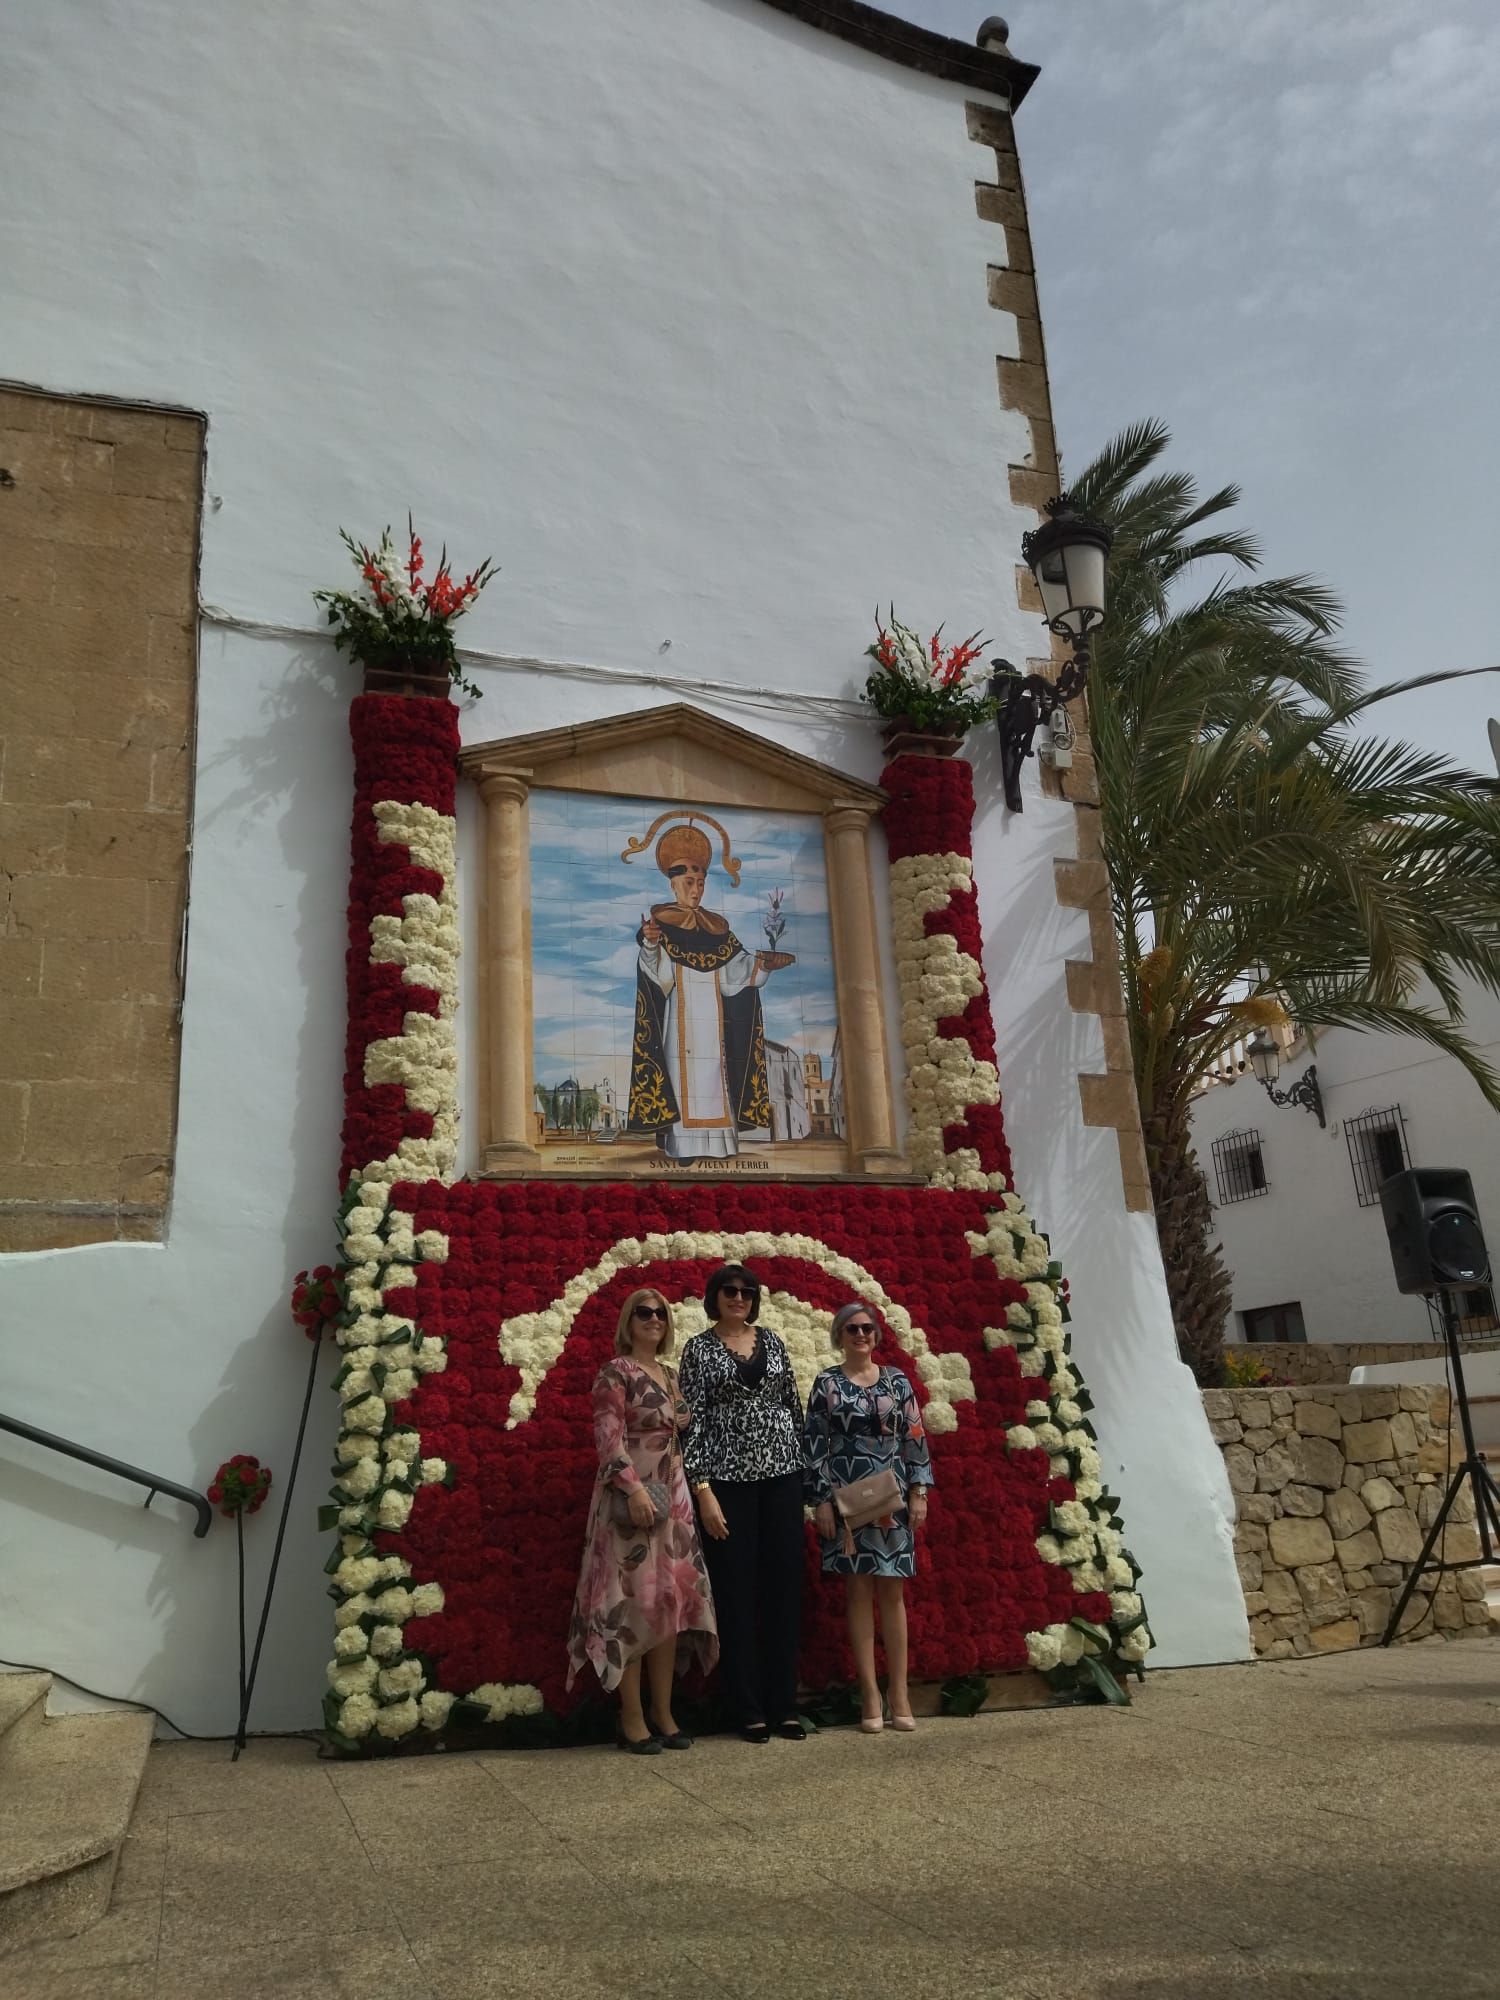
xmin=802 ymin=1050 xmax=838 ymax=1138
xmin=595 ymin=1077 xmax=619 ymax=1135
xmin=827 ymin=1032 xmax=847 ymax=1139
xmin=0 ymin=0 xmax=1247 ymax=1730
xmin=763 ymin=1042 xmax=812 ymax=1143
xmin=1190 ymin=980 xmax=1500 ymax=1348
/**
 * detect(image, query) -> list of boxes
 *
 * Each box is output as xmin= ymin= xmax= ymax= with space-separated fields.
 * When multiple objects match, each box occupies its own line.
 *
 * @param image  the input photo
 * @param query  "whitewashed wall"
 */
xmin=0 ymin=0 xmax=1245 ymax=1730
xmin=1192 ymin=983 xmax=1500 ymax=1346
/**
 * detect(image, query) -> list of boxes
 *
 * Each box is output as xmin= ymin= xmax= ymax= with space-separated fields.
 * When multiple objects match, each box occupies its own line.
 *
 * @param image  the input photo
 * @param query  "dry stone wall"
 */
xmin=1205 ymin=1384 xmax=1492 ymax=1656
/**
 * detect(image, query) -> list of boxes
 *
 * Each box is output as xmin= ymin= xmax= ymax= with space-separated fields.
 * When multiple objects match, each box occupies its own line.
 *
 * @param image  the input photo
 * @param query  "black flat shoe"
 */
xmin=617 ymin=1731 xmax=662 ymax=1755
xmin=773 ymin=1718 xmax=807 ymax=1741
xmin=652 ymin=1728 xmax=694 ymax=1750
xmin=739 ymin=1722 xmax=771 ymax=1745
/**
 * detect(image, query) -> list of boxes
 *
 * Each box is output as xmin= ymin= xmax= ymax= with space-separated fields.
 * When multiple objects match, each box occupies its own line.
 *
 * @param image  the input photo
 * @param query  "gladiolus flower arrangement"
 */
xmin=861 ymin=609 xmax=995 ymax=737
xmin=315 ymin=519 xmax=498 ymax=697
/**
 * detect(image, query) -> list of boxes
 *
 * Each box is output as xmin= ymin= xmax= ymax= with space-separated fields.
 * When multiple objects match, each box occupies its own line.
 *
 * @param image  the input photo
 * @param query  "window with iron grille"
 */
xmin=1241 ymin=1301 xmax=1307 ymax=1343
xmin=1211 ymin=1128 xmax=1268 ymax=1205
xmin=1420 ymin=1285 xmax=1498 ymax=1343
xmin=1458 ymin=1285 xmax=1499 ymax=1336
xmin=1344 ymin=1105 xmax=1409 ymax=1207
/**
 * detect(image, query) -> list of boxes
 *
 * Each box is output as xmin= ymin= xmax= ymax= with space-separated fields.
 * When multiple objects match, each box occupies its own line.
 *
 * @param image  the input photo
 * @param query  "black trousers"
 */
xmin=698 ymin=1471 xmax=804 ymax=1726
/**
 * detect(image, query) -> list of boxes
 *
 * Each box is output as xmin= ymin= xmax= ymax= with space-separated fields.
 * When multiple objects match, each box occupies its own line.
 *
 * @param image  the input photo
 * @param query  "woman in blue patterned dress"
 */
xmin=805 ymin=1302 xmax=933 ymax=1734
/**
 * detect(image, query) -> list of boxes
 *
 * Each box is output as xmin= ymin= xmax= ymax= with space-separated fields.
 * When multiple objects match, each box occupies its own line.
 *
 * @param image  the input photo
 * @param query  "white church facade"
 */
xmin=0 ymin=0 xmax=1247 ymax=1738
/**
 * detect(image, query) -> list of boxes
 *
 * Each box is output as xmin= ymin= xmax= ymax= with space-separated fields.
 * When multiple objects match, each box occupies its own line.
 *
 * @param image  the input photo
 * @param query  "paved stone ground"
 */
xmin=6 ymin=1640 xmax=1498 ymax=2000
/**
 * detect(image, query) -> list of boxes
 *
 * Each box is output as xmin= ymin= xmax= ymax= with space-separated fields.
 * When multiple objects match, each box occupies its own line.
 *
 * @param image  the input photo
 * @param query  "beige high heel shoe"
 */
xmin=859 ymin=1700 xmax=884 ymax=1735
xmin=888 ymin=1712 xmax=917 ymax=1733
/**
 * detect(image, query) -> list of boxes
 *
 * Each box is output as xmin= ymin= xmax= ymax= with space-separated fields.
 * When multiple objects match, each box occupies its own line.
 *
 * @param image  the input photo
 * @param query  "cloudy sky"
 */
xmin=904 ymin=1 xmax=1500 ymax=771
xmin=529 ymin=789 xmax=839 ymax=1105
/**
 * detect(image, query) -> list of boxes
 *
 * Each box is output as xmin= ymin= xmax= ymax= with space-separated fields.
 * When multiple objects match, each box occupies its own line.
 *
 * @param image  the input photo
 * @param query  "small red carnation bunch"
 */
xmin=292 ymin=1264 xmax=345 ymax=1338
xmin=209 ymin=1454 xmax=273 ymax=1519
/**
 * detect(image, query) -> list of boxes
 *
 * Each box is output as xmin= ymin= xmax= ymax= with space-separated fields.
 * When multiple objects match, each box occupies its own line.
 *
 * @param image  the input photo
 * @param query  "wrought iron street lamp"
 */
xmin=992 ymin=494 xmax=1113 ymax=812
xmin=1245 ymin=1026 xmax=1326 ymax=1128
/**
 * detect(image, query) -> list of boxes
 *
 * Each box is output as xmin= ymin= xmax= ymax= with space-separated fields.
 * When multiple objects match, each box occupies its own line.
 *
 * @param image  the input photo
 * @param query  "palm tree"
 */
xmin=1070 ymin=421 xmax=1500 ymax=1383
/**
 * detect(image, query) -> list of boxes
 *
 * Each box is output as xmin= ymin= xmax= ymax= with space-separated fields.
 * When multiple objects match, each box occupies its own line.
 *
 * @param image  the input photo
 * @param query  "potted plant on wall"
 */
xmin=315 ymin=518 xmax=498 ymax=700
xmin=861 ymin=610 xmax=995 ymax=756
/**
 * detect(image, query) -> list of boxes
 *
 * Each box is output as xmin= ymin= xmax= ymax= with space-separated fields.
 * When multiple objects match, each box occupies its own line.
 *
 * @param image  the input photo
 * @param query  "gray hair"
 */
xmin=830 ymin=1301 xmax=880 ymax=1353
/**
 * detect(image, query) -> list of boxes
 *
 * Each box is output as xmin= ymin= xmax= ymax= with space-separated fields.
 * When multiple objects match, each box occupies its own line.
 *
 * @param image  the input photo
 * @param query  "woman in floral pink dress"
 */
xmin=567 ymin=1287 xmax=718 ymax=1752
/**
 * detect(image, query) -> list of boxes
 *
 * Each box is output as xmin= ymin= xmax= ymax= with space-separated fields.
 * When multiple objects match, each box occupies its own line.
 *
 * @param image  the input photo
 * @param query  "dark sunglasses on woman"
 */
xmin=633 ymin=1304 xmax=669 ymax=1321
xmin=719 ymin=1285 xmax=755 ymax=1300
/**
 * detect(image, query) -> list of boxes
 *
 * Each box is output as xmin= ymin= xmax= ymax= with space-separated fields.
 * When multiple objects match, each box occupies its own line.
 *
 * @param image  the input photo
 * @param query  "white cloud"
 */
xmin=900 ymin=0 xmax=1499 ymax=769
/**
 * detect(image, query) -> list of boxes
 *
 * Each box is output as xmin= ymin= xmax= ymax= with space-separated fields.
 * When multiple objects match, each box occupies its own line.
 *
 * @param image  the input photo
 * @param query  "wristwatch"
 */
xmin=692 ymin=1480 xmax=712 ymax=1494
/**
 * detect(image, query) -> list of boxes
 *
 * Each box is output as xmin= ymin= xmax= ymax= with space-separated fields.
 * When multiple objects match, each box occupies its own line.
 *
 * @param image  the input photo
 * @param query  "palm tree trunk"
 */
xmin=1142 ymin=1101 xmax=1234 ymax=1385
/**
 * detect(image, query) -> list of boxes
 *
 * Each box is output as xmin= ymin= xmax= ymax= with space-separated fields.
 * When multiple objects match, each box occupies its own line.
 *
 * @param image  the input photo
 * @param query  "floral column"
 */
xmin=321 ymin=688 xmax=465 ymax=1745
xmin=882 ymin=750 xmax=1152 ymax=1690
xmin=316 ymin=517 xmax=499 ymax=1747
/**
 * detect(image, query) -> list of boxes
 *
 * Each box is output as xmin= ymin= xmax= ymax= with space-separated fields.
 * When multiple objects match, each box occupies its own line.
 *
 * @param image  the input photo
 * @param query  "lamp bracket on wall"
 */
xmin=1257 ymin=1064 xmax=1326 ymax=1128
xmin=990 ymin=642 xmax=1091 ymax=814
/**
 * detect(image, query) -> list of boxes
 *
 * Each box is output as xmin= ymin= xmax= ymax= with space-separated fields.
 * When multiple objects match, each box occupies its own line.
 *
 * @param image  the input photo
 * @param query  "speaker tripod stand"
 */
xmin=1381 ymin=1288 xmax=1500 ymax=1645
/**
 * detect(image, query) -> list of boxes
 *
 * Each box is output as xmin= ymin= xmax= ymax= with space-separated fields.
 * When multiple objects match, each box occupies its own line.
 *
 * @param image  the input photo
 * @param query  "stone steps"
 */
xmin=0 ymin=1671 xmax=154 ymax=1952
xmin=1482 ymin=1563 xmax=1500 ymax=1622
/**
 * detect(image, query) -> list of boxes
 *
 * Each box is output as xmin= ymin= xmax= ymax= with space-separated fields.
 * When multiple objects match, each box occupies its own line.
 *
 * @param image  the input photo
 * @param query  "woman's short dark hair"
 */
xmin=704 ymin=1263 xmax=761 ymax=1322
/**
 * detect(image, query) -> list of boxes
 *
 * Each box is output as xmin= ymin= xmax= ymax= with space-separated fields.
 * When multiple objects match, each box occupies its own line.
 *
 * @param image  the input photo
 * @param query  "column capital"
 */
xmin=823 ymin=800 xmax=874 ymax=837
xmin=477 ymin=769 xmax=530 ymax=807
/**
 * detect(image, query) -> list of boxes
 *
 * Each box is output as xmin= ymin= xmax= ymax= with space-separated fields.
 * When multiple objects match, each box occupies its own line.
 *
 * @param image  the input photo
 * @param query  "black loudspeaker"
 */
xmin=1379 ymin=1167 xmax=1490 ymax=1295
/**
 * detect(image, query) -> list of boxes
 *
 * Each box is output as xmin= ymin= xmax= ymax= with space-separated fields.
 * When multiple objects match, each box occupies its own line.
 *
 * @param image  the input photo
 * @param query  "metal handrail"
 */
xmin=0 ymin=1411 xmax=211 ymax=1538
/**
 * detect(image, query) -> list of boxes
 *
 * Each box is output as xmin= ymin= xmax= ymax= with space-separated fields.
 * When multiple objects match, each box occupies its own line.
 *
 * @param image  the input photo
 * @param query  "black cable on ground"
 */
xmin=0 ymin=1657 xmax=211 ymax=1740
xmin=0 ymin=1659 xmax=327 ymax=1751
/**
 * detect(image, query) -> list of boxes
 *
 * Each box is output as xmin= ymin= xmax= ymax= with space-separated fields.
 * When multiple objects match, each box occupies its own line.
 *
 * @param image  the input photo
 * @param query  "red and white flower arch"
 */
xmin=320 ymin=704 xmax=1150 ymax=1747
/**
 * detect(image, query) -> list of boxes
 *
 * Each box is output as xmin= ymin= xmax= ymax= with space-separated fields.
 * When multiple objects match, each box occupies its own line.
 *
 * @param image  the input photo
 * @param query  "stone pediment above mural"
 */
xmin=457 ymin=704 xmax=903 ymax=1183
xmin=458 ymin=702 xmax=887 ymax=817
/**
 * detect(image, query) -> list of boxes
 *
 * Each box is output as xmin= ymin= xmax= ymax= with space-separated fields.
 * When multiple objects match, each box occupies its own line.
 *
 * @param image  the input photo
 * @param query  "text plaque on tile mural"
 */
xmin=531 ymin=790 xmax=845 ymax=1177
xmin=457 ymin=705 xmax=906 ymax=1182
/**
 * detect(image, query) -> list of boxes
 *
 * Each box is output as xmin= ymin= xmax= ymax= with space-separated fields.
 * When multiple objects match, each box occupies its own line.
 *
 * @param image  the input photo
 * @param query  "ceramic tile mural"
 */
xmin=529 ymin=789 xmax=844 ymax=1174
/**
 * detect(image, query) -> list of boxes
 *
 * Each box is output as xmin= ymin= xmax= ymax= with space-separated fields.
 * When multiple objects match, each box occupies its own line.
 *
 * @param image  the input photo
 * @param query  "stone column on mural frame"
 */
xmin=478 ymin=770 xmax=540 ymax=1169
xmin=823 ymin=800 xmax=902 ymax=1178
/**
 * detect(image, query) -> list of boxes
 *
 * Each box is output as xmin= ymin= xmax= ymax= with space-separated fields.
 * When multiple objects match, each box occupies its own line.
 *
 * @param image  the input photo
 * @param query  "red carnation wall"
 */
xmin=386 ymin=1180 xmax=1086 ymax=1712
xmin=339 ymin=718 xmax=1076 ymax=1707
xmin=881 ymin=753 xmax=1011 ymax=1185
xmin=341 ymin=694 xmax=460 ymax=1183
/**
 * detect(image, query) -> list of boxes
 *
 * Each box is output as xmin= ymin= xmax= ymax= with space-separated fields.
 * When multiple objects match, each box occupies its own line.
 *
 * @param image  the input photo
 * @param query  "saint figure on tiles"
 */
xmin=624 ymin=816 xmax=786 ymax=1161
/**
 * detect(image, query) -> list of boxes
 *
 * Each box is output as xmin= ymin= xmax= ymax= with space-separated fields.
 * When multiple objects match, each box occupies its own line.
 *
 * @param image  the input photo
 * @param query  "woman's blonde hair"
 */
xmin=614 ymin=1287 xmax=676 ymax=1359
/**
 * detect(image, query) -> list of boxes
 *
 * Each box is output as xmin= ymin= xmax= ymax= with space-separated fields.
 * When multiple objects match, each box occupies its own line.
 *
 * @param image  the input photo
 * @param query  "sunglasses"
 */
xmin=633 ymin=1304 xmax=669 ymax=1321
xmin=719 ymin=1285 xmax=756 ymax=1301
xmin=843 ymin=1323 xmax=877 ymax=1337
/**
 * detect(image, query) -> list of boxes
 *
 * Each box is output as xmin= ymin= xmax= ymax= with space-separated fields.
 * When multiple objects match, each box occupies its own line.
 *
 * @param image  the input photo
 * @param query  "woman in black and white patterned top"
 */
xmin=677 ymin=1264 xmax=806 ymax=1743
